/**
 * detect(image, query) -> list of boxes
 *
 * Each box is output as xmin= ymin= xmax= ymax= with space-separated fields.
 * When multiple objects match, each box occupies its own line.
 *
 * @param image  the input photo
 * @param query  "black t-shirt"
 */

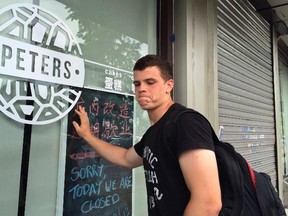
xmin=134 ymin=103 xmax=215 ymax=216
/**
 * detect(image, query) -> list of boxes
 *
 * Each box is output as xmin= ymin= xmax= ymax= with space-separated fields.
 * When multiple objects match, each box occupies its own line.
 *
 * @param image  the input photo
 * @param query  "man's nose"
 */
xmin=137 ymin=83 xmax=147 ymax=92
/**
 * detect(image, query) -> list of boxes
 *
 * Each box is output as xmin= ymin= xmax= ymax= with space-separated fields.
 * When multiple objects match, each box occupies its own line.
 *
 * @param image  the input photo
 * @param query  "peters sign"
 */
xmin=0 ymin=3 xmax=85 ymax=125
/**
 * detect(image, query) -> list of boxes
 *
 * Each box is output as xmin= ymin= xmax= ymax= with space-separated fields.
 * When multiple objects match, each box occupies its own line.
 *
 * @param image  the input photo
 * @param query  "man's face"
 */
xmin=133 ymin=66 xmax=173 ymax=110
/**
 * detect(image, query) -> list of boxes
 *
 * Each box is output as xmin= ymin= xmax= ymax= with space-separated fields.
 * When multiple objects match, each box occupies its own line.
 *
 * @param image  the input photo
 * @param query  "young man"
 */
xmin=73 ymin=55 xmax=222 ymax=216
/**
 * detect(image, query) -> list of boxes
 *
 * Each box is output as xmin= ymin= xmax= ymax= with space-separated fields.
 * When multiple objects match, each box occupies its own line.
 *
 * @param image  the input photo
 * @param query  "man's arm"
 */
xmin=179 ymin=149 xmax=222 ymax=216
xmin=72 ymin=106 xmax=143 ymax=169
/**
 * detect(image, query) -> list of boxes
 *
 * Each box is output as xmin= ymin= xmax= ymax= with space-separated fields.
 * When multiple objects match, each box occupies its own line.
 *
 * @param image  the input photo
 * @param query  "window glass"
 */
xmin=0 ymin=0 xmax=156 ymax=215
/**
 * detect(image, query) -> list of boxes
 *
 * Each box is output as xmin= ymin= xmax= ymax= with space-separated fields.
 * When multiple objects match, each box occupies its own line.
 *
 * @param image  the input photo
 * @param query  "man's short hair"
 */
xmin=133 ymin=54 xmax=173 ymax=81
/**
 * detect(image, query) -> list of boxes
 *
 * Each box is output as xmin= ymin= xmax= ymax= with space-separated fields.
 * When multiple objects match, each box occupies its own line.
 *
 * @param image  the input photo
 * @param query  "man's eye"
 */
xmin=147 ymin=80 xmax=155 ymax=85
xmin=133 ymin=82 xmax=140 ymax=87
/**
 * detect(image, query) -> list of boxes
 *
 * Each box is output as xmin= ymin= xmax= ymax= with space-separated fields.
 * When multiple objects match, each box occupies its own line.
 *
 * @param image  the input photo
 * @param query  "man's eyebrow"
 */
xmin=133 ymin=78 xmax=156 ymax=82
xmin=145 ymin=78 xmax=157 ymax=82
xmin=145 ymin=78 xmax=157 ymax=81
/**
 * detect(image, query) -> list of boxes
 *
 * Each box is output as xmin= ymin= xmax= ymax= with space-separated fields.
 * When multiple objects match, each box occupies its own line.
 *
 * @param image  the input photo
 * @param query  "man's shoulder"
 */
xmin=167 ymin=103 xmax=197 ymax=121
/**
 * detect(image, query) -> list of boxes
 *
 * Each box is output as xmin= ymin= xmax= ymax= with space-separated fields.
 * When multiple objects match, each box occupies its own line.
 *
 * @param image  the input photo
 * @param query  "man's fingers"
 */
xmin=75 ymin=106 xmax=87 ymax=117
xmin=73 ymin=106 xmax=90 ymax=129
xmin=72 ymin=121 xmax=79 ymax=130
xmin=74 ymin=109 xmax=80 ymax=115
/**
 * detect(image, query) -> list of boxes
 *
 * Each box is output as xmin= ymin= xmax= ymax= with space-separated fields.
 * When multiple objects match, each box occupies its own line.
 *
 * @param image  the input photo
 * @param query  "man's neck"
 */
xmin=148 ymin=100 xmax=174 ymax=125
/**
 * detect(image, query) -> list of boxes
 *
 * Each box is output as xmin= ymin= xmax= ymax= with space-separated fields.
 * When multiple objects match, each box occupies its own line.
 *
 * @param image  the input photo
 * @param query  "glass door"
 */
xmin=0 ymin=0 xmax=157 ymax=215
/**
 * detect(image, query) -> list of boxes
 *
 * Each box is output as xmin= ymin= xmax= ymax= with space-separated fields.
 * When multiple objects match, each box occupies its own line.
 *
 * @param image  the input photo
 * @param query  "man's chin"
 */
xmin=137 ymin=99 xmax=150 ymax=108
xmin=138 ymin=102 xmax=151 ymax=110
xmin=139 ymin=104 xmax=149 ymax=110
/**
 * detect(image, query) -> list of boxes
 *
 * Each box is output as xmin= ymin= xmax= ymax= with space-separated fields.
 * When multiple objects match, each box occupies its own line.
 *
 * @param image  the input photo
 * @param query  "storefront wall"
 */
xmin=173 ymin=0 xmax=283 ymax=196
xmin=279 ymin=55 xmax=288 ymax=205
xmin=279 ymin=60 xmax=288 ymax=175
xmin=279 ymin=61 xmax=288 ymax=176
xmin=0 ymin=0 xmax=156 ymax=215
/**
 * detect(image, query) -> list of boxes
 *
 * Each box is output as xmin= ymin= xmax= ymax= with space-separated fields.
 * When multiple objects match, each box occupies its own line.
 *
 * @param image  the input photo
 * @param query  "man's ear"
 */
xmin=166 ymin=79 xmax=174 ymax=93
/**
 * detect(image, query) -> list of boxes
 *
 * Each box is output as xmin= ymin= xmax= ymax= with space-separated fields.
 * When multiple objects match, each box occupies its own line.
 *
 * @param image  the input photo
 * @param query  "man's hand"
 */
xmin=72 ymin=106 xmax=142 ymax=168
xmin=72 ymin=106 xmax=93 ymax=141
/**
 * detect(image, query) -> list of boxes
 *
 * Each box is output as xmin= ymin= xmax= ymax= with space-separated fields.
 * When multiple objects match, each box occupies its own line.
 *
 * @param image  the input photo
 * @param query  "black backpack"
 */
xmin=165 ymin=105 xmax=286 ymax=216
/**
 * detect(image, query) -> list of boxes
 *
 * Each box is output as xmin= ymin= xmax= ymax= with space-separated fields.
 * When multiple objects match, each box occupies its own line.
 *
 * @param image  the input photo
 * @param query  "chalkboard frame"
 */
xmin=61 ymin=88 xmax=134 ymax=216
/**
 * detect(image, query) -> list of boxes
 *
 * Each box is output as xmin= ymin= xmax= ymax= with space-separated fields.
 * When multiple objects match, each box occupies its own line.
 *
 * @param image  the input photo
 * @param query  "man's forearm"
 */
xmin=84 ymin=135 xmax=133 ymax=168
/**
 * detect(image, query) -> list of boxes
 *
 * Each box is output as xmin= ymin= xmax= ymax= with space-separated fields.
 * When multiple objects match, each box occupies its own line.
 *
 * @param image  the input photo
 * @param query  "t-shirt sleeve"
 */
xmin=173 ymin=112 xmax=215 ymax=157
xmin=134 ymin=140 xmax=144 ymax=157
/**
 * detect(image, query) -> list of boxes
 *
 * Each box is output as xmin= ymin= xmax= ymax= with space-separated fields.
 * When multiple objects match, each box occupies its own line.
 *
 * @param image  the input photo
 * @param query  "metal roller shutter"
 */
xmin=217 ymin=0 xmax=277 ymax=185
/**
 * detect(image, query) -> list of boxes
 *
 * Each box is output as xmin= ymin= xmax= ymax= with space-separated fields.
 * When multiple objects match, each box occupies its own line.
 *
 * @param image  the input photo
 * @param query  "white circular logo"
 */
xmin=0 ymin=3 xmax=85 ymax=125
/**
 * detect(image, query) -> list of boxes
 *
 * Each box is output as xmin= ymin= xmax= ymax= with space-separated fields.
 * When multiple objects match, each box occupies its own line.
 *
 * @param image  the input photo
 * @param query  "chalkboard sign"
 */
xmin=63 ymin=88 xmax=133 ymax=216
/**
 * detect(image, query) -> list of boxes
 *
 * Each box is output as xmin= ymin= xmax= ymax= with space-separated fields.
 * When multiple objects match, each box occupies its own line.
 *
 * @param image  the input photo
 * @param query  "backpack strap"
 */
xmin=246 ymin=160 xmax=256 ymax=189
xmin=165 ymin=104 xmax=221 ymax=144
